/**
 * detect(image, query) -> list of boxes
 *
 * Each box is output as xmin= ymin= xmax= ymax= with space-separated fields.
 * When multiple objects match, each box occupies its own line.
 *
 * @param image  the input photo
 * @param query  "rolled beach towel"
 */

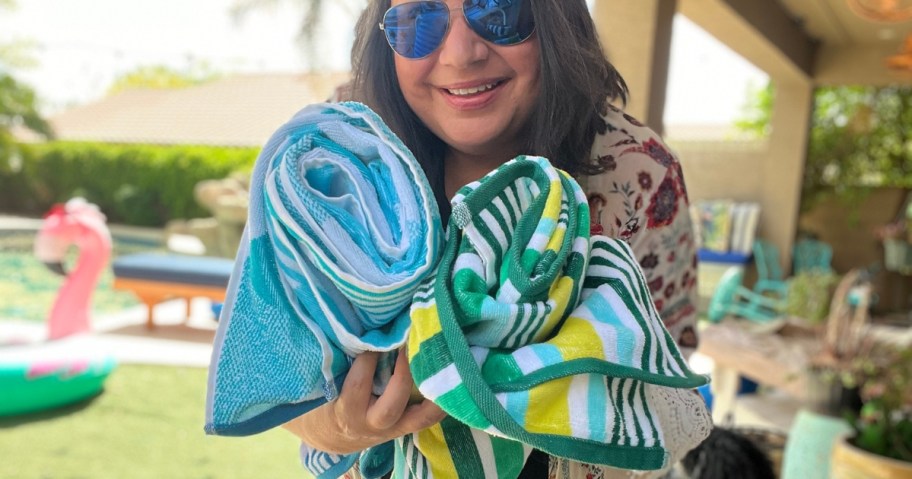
xmin=403 ymin=156 xmax=710 ymax=478
xmin=205 ymin=102 xmax=443 ymax=478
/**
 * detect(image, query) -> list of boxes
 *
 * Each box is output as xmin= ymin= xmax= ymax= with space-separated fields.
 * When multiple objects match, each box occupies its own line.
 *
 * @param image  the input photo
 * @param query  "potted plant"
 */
xmin=807 ymin=269 xmax=912 ymax=477
xmin=829 ymin=343 xmax=912 ymax=478
xmin=874 ymin=219 xmax=906 ymax=243
xmin=782 ymin=270 xmax=868 ymax=479
xmin=876 ymin=219 xmax=912 ymax=274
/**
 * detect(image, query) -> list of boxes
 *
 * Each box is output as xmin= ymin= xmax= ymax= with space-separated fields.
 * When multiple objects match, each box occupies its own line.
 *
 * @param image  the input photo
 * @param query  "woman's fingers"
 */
xmin=281 ymin=351 xmax=446 ymax=455
xmin=394 ymin=400 xmax=447 ymax=436
xmin=335 ymin=351 xmax=380 ymax=419
xmin=365 ymin=351 xmax=413 ymax=430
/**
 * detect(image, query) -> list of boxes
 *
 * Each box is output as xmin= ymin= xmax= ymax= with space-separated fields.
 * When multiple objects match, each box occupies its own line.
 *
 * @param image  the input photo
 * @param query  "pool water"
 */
xmin=0 ymin=229 xmax=165 ymax=323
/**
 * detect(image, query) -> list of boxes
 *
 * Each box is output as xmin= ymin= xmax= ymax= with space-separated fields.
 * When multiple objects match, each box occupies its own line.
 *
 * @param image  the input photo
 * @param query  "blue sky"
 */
xmin=0 ymin=0 xmax=766 ymax=124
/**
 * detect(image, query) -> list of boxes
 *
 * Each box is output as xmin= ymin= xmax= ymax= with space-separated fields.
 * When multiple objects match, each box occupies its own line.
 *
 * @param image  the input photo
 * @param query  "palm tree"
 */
xmin=0 ymin=73 xmax=53 ymax=140
xmin=229 ymin=0 xmax=366 ymax=70
xmin=0 ymin=0 xmax=53 ymax=151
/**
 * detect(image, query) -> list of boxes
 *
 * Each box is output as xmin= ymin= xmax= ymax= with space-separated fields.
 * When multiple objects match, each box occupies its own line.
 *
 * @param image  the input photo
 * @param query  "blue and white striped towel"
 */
xmin=205 ymin=102 xmax=443 ymax=478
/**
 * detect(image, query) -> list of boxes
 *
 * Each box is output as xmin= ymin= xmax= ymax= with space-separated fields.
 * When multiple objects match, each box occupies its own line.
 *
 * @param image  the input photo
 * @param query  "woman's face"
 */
xmin=391 ymin=0 xmax=541 ymax=159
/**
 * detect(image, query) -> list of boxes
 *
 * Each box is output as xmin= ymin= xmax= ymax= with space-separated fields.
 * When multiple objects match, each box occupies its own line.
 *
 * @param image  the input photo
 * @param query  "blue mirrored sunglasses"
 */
xmin=380 ymin=0 xmax=535 ymax=59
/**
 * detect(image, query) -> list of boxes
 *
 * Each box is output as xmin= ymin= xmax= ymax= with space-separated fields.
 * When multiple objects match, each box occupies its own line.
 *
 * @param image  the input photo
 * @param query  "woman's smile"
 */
xmin=436 ymin=78 xmax=509 ymax=110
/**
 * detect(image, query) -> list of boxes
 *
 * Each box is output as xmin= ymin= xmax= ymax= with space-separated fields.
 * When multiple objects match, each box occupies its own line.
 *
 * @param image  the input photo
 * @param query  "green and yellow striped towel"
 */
xmin=402 ymin=156 xmax=709 ymax=478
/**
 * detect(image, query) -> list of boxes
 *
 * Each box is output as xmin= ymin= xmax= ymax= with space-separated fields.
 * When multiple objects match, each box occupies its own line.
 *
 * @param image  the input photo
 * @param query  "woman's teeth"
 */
xmin=446 ymin=82 xmax=499 ymax=96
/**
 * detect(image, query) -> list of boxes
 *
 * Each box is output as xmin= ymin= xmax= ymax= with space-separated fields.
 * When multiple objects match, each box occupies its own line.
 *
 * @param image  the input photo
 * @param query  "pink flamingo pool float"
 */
xmin=33 ymin=197 xmax=112 ymax=340
xmin=0 ymin=199 xmax=117 ymax=417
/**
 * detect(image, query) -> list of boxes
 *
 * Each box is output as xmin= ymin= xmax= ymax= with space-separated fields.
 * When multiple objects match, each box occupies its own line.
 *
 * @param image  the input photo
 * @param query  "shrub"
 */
xmin=0 ymin=141 xmax=257 ymax=226
xmin=785 ymin=271 xmax=839 ymax=324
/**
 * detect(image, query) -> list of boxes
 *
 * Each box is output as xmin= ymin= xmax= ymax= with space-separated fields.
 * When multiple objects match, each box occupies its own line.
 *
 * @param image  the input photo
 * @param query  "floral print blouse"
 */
xmin=585 ymin=105 xmax=699 ymax=357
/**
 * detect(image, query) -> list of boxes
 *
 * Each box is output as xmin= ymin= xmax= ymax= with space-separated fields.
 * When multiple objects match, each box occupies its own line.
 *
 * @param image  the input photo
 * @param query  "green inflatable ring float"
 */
xmin=0 ymin=356 xmax=116 ymax=417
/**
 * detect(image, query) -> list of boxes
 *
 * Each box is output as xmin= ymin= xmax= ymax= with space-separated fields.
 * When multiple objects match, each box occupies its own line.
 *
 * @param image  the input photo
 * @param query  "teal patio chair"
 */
xmin=792 ymin=238 xmax=833 ymax=274
xmin=707 ymin=267 xmax=786 ymax=323
xmin=752 ymin=239 xmax=790 ymax=299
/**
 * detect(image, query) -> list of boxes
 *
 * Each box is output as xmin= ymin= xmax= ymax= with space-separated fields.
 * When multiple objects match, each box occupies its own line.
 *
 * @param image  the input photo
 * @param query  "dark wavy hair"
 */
xmin=350 ymin=0 xmax=628 ymax=212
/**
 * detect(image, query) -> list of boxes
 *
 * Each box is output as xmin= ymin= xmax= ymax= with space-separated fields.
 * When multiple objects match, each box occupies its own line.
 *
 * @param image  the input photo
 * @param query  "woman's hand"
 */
xmin=282 ymin=350 xmax=446 ymax=455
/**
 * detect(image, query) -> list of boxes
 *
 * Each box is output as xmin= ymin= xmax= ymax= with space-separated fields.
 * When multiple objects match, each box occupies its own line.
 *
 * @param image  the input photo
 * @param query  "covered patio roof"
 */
xmin=590 ymin=0 xmax=912 ymax=270
xmin=684 ymin=0 xmax=912 ymax=86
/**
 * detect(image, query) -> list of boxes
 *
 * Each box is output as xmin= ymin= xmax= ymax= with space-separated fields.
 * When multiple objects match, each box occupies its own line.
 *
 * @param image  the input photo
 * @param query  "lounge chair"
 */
xmin=112 ymin=253 xmax=234 ymax=329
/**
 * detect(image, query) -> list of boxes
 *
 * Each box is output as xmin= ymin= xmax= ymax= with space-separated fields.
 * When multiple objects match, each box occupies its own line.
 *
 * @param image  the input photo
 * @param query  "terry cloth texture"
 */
xmin=205 ymin=102 xmax=443 ymax=478
xmin=404 ymin=156 xmax=710 ymax=479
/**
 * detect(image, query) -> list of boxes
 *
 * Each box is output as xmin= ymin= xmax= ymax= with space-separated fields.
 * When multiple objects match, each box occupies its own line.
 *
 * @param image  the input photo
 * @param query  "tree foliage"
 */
xmin=734 ymin=81 xmax=774 ymax=139
xmin=0 ymin=40 xmax=39 ymax=69
xmin=107 ymin=64 xmax=219 ymax=95
xmin=0 ymin=73 xmax=53 ymax=138
xmin=807 ymin=86 xmax=912 ymax=192
xmin=737 ymin=83 xmax=912 ymax=208
xmin=0 ymin=1 xmax=38 ymax=71
xmin=0 ymin=0 xmax=53 ymax=154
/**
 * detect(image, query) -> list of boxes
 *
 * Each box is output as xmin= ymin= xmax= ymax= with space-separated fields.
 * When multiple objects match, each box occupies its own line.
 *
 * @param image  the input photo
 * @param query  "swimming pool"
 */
xmin=0 ymin=227 xmax=165 ymax=323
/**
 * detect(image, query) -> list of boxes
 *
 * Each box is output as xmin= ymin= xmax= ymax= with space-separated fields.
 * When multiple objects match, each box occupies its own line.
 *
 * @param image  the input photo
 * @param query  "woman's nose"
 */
xmin=437 ymin=11 xmax=489 ymax=68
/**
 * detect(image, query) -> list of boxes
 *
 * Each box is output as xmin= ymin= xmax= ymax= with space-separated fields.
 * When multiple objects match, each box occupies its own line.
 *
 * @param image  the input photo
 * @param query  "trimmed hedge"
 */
xmin=0 ymin=142 xmax=258 ymax=227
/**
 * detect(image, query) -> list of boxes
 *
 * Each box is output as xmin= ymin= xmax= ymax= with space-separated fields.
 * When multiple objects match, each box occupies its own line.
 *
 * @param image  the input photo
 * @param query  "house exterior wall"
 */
xmin=799 ymin=187 xmax=912 ymax=313
xmin=672 ymin=140 xmax=766 ymax=204
xmin=673 ymin=136 xmax=801 ymax=260
xmin=762 ymin=81 xmax=814 ymax=270
xmin=592 ymin=0 xmax=675 ymax=134
xmin=678 ymin=136 xmax=912 ymax=312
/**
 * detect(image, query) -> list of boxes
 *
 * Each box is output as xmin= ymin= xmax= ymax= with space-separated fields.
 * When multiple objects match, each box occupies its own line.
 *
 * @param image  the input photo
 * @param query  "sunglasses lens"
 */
xmin=383 ymin=2 xmax=450 ymax=59
xmin=464 ymin=0 xmax=535 ymax=45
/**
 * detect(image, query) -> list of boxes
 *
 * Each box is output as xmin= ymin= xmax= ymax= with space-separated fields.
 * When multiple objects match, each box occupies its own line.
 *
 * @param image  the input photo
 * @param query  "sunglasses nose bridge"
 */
xmin=447 ymin=2 xmax=502 ymax=48
xmin=442 ymin=1 xmax=473 ymax=34
xmin=437 ymin=7 xmax=492 ymax=65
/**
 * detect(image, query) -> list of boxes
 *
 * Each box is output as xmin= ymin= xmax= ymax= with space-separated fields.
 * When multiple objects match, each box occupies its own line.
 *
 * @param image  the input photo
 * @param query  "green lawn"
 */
xmin=0 ymin=364 xmax=310 ymax=479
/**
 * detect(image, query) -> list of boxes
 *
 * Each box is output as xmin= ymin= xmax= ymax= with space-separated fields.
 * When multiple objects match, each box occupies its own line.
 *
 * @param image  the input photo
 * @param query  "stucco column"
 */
xmin=762 ymin=80 xmax=814 ymax=272
xmin=592 ymin=0 xmax=677 ymax=135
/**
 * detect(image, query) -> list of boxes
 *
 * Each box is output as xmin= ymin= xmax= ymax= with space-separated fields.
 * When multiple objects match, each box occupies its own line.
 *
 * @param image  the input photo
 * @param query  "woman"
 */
xmin=284 ymin=1 xmax=700 ymax=477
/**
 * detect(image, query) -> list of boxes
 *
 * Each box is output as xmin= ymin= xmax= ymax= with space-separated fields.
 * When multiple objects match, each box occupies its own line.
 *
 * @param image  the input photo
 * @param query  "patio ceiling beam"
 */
xmin=816 ymin=44 xmax=912 ymax=86
xmin=680 ymin=0 xmax=819 ymax=84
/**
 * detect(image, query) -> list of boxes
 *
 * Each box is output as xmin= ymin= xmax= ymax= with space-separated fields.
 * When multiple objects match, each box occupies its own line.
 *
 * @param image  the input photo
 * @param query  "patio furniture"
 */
xmin=164 ymin=173 xmax=249 ymax=258
xmin=752 ymin=239 xmax=790 ymax=299
xmin=707 ymin=266 xmax=785 ymax=323
xmin=698 ymin=319 xmax=817 ymax=429
xmin=112 ymin=253 xmax=234 ymax=329
xmin=792 ymin=238 xmax=834 ymax=274
xmin=696 ymin=248 xmax=753 ymax=309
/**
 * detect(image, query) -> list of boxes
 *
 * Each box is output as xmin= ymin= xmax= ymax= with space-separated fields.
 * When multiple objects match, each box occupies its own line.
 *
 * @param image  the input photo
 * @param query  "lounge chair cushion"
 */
xmin=112 ymin=253 xmax=234 ymax=287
